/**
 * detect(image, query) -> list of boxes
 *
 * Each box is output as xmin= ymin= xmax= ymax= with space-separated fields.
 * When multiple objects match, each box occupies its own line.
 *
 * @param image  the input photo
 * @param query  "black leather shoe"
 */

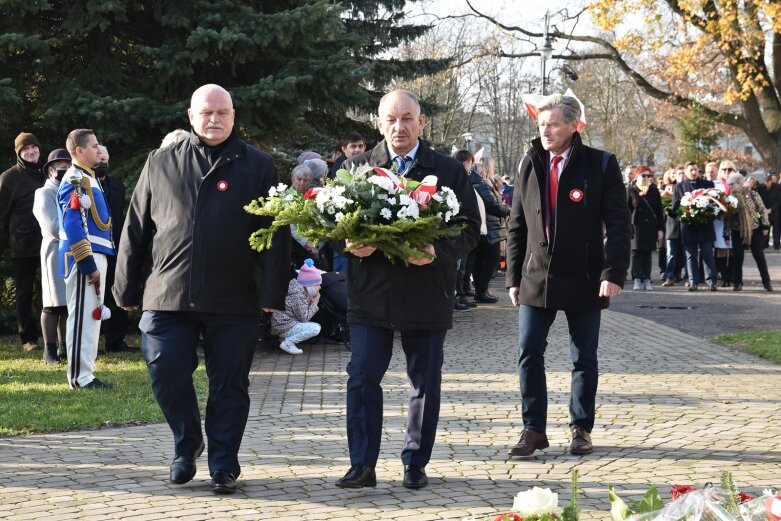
xmin=454 ymin=299 xmax=471 ymax=311
xmin=763 ymin=281 xmax=774 ymax=292
xmin=507 ymin=429 xmax=549 ymax=457
xmin=169 ymin=441 xmax=205 ymax=485
xmin=82 ymin=378 xmax=114 ymax=390
xmin=403 ymin=465 xmax=428 ymax=489
xmin=210 ymin=470 xmax=238 ymax=494
xmin=688 ymin=284 xmax=698 ymax=292
xmin=335 ymin=465 xmax=376 ymax=488
xmin=474 ymin=293 xmax=499 ymax=304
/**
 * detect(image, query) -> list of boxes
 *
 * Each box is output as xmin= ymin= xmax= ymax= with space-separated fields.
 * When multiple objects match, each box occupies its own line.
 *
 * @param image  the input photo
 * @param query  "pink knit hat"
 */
xmin=297 ymin=258 xmax=322 ymax=287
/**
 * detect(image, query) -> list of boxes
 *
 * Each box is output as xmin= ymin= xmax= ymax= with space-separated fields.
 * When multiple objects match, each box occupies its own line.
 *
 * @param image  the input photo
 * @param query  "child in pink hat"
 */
xmin=270 ymin=259 xmax=322 ymax=354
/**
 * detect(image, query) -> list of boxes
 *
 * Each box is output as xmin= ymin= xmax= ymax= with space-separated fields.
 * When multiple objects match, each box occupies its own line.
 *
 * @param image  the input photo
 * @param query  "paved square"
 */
xmin=1 ymin=299 xmax=779 ymax=519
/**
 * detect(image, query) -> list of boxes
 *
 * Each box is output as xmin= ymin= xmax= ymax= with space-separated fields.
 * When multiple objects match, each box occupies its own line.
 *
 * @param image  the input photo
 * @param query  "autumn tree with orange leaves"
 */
xmin=467 ymin=0 xmax=781 ymax=171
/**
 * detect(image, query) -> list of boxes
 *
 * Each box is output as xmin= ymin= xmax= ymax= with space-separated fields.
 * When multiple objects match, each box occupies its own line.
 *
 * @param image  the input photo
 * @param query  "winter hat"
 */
xmin=296 ymin=150 xmax=322 ymax=165
xmin=297 ymin=258 xmax=322 ymax=287
xmin=14 ymin=132 xmax=41 ymax=156
xmin=727 ymin=173 xmax=744 ymax=187
xmin=303 ymin=158 xmax=328 ymax=180
xmin=43 ymin=148 xmax=72 ymax=173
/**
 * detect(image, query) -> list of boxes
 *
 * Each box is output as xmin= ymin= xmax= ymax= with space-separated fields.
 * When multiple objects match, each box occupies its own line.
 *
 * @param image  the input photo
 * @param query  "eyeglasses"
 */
xmin=640 ymin=174 xmax=654 ymax=178
xmin=720 ymin=167 xmax=736 ymax=172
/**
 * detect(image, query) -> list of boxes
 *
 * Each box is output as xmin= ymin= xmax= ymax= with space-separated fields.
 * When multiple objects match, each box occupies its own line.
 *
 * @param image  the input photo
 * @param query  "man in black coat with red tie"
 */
xmin=505 ymin=94 xmax=630 ymax=458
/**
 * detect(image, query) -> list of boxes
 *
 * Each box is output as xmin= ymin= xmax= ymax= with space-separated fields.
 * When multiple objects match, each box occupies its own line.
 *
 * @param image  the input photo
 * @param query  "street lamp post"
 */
xmin=540 ymin=11 xmax=553 ymax=95
xmin=461 ymin=132 xmax=473 ymax=153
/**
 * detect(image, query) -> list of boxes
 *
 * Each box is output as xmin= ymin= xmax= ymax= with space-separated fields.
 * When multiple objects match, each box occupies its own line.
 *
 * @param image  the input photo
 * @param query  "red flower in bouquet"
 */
xmin=736 ymin=491 xmax=754 ymax=503
xmin=670 ymin=485 xmax=696 ymax=500
xmin=493 ymin=514 xmax=522 ymax=521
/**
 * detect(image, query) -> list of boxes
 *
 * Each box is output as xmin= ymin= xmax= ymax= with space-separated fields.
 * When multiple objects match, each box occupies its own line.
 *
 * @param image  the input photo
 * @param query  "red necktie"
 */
xmin=549 ymin=155 xmax=563 ymax=212
xmin=546 ymin=155 xmax=563 ymax=243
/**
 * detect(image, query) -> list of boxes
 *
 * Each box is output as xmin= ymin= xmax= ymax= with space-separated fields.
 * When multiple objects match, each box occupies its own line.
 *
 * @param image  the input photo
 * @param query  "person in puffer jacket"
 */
xmin=271 ymin=259 xmax=322 ymax=354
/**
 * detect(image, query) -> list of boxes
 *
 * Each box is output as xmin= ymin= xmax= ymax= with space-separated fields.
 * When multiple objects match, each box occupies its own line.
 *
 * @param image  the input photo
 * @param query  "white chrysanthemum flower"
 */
xmin=399 ymin=193 xmax=411 ymax=206
xmin=406 ymin=201 xmax=420 ymax=219
xmin=380 ymin=207 xmax=392 ymax=220
xmin=432 ymin=193 xmax=443 ymax=203
xmin=268 ymin=186 xmax=278 ymax=197
xmin=695 ymin=198 xmax=709 ymax=208
xmin=284 ymin=193 xmax=295 ymax=202
xmin=397 ymin=206 xmax=409 ymax=219
xmin=444 ymin=211 xmax=452 ymax=222
xmin=367 ymin=175 xmax=395 ymax=192
xmin=335 ymin=212 xmax=345 ymax=222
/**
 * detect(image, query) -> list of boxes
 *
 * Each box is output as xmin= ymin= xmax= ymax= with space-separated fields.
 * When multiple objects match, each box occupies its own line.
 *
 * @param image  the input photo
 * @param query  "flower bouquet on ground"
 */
xmin=678 ymin=188 xmax=738 ymax=225
xmin=463 ymin=471 xmax=580 ymax=521
xmin=609 ymin=471 xmax=780 ymax=521
xmin=245 ymin=165 xmax=465 ymax=265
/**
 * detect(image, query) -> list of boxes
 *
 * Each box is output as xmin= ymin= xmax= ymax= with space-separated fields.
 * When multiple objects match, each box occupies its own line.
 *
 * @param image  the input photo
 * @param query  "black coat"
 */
xmin=505 ymin=133 xmax=630 ymax=311
xmin=469 ymin=170 xmax=510 ymax=244
xmin=672 ymin=178 xmax=716 ymax=244
xmin=98 ymin=174 xmax=126 ymax=245
xmin=343 ymin=139 xmax=480 ymax=330
xmin=758 ymin=183 xmax=781 ymax=214
xmin=627 ymin=181 xmax=664 ymax=251
xmin=113 ymin=130 xmax=291 ymax=314
xmin=0 ymin=159 xmax=46 ymax=258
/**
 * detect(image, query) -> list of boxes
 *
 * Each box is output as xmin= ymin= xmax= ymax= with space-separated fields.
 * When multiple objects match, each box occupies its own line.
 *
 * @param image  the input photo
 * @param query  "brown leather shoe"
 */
xmin=507 ymin=429 xmax=549 ymax=457
xmin=570 ymin=426 xmax=593 ymax=454
xmin=661 ymin=280 xmax=674 ymax=287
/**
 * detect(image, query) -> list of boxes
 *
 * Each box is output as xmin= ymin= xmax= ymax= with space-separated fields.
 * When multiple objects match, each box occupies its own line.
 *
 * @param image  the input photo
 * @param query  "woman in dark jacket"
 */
xmin=627 ymin=165 xmax=664 ymax=290
xmin=468 ymin=166 xmax=510 ymax=303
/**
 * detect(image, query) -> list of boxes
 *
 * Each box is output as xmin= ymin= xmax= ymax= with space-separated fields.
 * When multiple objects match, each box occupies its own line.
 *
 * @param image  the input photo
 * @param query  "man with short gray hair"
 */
xmin=505 ymin=93 xmax=630 ymax=458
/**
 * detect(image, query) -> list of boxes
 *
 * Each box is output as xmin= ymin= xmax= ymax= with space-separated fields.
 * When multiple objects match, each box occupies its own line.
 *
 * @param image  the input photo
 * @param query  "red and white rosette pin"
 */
xmin=569 ymin=188 xmax=584 ymax=203
xmin=217 ymin=180 xmax=229 ymax=192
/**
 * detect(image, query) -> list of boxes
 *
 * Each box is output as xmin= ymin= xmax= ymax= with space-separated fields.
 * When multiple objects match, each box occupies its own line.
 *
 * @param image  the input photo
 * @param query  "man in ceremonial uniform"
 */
xmin=58 ymin=129 xmax=115 ymax=390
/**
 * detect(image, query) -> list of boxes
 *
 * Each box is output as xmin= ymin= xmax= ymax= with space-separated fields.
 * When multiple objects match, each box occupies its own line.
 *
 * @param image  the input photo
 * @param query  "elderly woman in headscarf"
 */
xmin=627 ymin=165 xmax=664 ymax=290
xmin=725 ymin=172 xmax=772 ymax=291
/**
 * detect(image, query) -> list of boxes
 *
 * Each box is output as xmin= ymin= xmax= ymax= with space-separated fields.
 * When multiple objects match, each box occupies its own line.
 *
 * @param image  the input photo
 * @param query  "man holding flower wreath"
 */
xmin=335 ymin=89 xmax=480 ymax=490
xmin=672 ymin=162 xmax=718 ymax=291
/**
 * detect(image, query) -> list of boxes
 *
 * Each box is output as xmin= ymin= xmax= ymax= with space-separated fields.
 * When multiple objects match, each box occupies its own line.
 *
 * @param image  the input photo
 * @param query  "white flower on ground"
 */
xmin=380 ymin=208 xmax=392 ymax=220
xmin=512 ymin=487 xmax=561 ymax=516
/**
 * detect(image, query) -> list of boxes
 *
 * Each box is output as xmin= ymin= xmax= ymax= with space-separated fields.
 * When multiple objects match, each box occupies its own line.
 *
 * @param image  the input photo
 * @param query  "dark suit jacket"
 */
xmin=505 ymin=133 xmax=630 ymax=311
xmin=342 ymin=139 xmax=480 ymax=330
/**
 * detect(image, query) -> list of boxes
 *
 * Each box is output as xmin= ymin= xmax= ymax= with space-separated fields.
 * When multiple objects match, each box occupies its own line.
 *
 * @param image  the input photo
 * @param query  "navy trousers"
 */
xmin=139 ymin=311 xmax=257 ymax=478
xmin=346 ymin=324 xmax=446 ymax=467
xmin=684 ymin=241 xmax=716 ymax=286
xmin=517 ymin=305 xmax=601 ymax=433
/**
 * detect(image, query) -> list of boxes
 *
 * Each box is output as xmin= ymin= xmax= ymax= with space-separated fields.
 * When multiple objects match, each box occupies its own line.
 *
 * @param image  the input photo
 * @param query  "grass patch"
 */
xmin=712 ymin=330 xmax=781 ymax=363
xmin=0 ymin=336 xmax=208 ymax=436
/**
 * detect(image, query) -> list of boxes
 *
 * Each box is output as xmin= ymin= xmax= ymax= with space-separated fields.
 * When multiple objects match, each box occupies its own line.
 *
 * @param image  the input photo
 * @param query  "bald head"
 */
xmin=377 ymin=89 xmax=426 ymax=156
xmin=188 ymin=84 xmax=235 ymax=146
